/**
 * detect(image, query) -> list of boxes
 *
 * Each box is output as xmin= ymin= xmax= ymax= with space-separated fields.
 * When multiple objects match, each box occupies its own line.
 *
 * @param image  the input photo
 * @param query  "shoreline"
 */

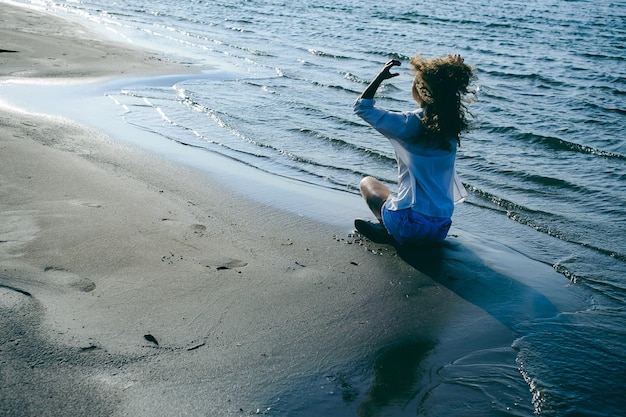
xmin=0 ymin=77 xmax=371 ymax=229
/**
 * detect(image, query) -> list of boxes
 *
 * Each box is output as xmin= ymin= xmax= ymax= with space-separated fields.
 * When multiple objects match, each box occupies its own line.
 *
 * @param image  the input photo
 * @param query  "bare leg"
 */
xmin=359 ymin=176 xmax=391 ymax=222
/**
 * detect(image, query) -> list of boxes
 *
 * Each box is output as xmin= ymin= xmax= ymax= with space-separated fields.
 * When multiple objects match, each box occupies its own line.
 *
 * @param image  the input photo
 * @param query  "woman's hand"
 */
xmin=358 ymin=59 xmax=402 ymax=100
xmin=377 ymin=59 xmax=401 ymax=81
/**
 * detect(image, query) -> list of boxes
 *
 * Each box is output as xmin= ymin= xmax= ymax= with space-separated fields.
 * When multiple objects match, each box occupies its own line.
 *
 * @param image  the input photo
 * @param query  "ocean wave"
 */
xmin=483 ymin=70 xmax=566 ymax=88
xmin=292 ymin=128 xmax=396 ymax=164
xmin=485 ymin=125 xmax=626 ymax=160
xmin=307 ymin=49 xmax=351 ymax=60
xmin=465 ymin=184 xmax=626 ymax=263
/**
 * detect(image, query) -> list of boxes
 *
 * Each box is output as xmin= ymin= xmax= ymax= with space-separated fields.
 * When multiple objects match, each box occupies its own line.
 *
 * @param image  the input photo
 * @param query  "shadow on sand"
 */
xmin=268 ymin=235 xmax=563 ymax=416
xmin=396 ymin=237 xmax=562 ymax=330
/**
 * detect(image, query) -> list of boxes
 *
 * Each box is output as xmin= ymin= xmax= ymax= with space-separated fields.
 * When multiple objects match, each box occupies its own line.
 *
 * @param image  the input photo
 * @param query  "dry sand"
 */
xmin=0 ymin=3 xmax=469 ymax=416
xmin=0 ymin=2 xmax=197 ymax=80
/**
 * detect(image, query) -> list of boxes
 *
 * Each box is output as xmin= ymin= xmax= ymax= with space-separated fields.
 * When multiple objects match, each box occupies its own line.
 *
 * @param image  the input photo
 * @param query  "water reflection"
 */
xmin=357 ymin=338 xmax=436 ymax=417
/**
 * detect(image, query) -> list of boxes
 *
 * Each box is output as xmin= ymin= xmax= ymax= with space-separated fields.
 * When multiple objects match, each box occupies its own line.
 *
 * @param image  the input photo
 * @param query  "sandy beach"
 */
xmin=0 ymin=2 xmax=199 ymax=80
xmin=0 ymin=3 xmax=463 ymax=416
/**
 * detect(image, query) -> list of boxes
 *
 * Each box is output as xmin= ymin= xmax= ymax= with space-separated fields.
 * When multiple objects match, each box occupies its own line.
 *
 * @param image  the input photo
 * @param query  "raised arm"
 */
xmin=358 ymin=59 xmax=401 ymax=100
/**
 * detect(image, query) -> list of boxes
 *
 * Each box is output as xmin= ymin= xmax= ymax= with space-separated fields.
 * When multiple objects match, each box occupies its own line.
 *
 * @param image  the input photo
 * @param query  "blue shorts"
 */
xmin=381 ymin=206 xmax=452 ymax=245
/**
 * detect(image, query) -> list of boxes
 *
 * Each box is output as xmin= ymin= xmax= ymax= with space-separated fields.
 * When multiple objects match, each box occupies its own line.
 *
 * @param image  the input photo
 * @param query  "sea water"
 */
xmin=8 ymin=0 xmax=626 ymax=415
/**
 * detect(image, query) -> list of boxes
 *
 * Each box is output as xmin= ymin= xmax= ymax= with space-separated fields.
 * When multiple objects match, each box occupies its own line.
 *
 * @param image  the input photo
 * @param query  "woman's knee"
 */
xmin=359 ymin=176 xmax=378 ymax=195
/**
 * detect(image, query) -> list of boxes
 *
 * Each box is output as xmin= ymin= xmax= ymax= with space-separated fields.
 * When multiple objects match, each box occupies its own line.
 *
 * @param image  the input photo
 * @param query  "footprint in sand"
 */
xmin=162 ymin=220 xmax=207 ymax=233
xmin=43 ymin=267 xmax=96 ymax=292
xmin=199 ymin=258 xmax=248 ymax=271
xmin=191 ymin=224 xmax=207 ymax=236
xmin=80 ymin=202 xmax=103 ymax=208
xmin=67 ymin=200 xmax=103 ymax=209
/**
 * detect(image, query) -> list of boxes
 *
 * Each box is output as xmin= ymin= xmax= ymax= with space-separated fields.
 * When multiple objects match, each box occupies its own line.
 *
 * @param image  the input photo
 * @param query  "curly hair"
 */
xmin=410 ymin=54 xmax=475 ymax=149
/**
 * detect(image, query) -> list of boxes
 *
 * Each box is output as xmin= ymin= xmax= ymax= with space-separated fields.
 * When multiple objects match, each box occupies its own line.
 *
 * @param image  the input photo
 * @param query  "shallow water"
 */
xmin=9 ymin=0 xmax=626 ymax=415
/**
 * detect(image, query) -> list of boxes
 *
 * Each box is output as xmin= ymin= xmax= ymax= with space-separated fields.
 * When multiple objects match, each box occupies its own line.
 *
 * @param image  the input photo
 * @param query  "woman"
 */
xmin=353 ymin=55 xmax=474 ymax=245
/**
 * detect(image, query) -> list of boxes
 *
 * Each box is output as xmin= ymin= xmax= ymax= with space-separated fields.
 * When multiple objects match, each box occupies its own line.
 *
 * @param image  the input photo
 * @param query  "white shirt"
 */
xmin=354 ymin=98 xmax=466 ymax=218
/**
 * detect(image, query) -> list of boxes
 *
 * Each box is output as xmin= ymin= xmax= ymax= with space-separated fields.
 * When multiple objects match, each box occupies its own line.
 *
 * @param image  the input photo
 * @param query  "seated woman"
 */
xmin=353 ymin=55 xmax=474 ymax=245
